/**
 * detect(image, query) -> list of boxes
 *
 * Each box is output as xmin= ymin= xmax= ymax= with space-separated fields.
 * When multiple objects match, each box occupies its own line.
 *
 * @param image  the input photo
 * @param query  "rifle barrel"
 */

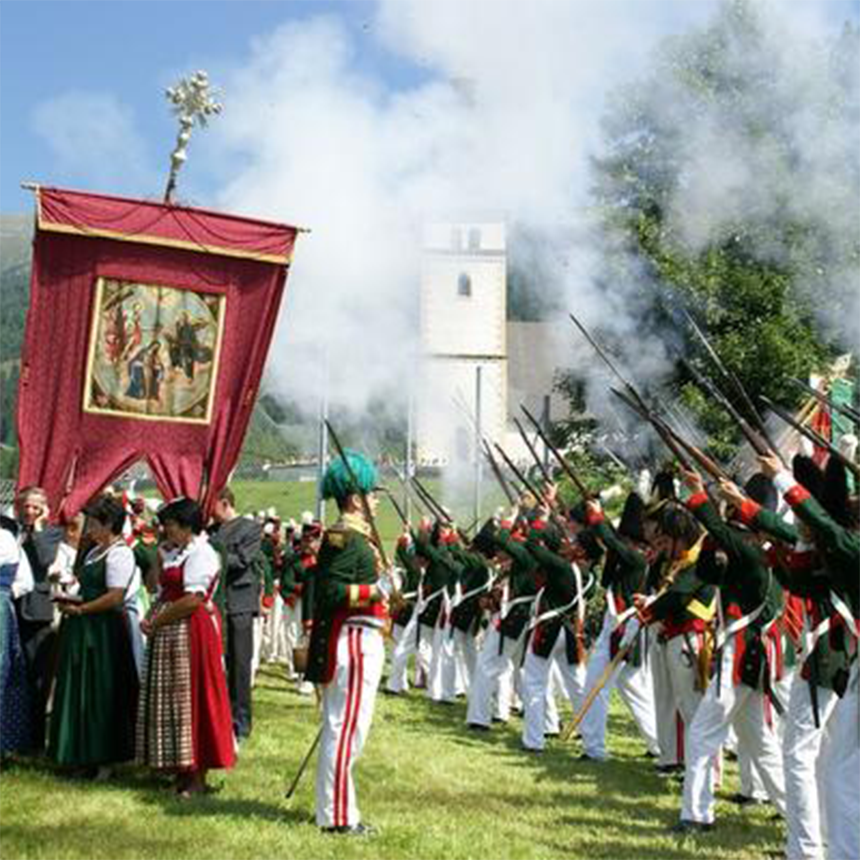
xmin=520 ymin=404 xmax=592 ymax=499
xmin=788 ymin=378 xmax=860 ymax=426
xmin=761 ymin=397 xmax=860 ymax=481
xmin=513 ymin=417 xmax=553 ymax=485
xmin=323 ymin=420 xmax=392 ymax=571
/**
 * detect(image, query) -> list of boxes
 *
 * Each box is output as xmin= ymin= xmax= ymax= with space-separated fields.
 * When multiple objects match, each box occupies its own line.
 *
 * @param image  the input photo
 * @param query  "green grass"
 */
xmin=1 ymin=671 xmax=783 ymax=859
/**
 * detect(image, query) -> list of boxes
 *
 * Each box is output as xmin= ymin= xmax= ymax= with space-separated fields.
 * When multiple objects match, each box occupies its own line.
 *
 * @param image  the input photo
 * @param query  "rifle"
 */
xmin=323 ymin=420 xmax=392 ymax=573
xmin=609 ymin=387 xmax=695 ymax=473
xmin=569 ymin=313 xmax=652 ymax=416
xmin=386 ymin=463 xmax=432 ymax=519
xmin=760 ymin=396 xmax=860 ymax=482
xmin=567 ymin=312 xmax=701 ymax=473
xmin=681 ymin=308 xmax=781 ymax=453
xmin=411 ymin=476 xmax=472 ymax=543
xmin=482 ymin=440 xmax=518 ymax=506
xmin=788 ymin=378 xmax=860 ymax=426
xmin=610 ymin=387 xmax=732 ymax=482
xmin=681 ymin=357 xmax=780 ymax=460
xmin=520 ymin=404 xmax=593 ymax=500
xmin=493 ymin=442 xmax=543 ymax=503
xmin=379 ymin=486 xmax=409 ymax=528
xmin=512 ymin=417 xmax=554 ymax=486
xmin=410 ymin=476 xmax=447 ymax=521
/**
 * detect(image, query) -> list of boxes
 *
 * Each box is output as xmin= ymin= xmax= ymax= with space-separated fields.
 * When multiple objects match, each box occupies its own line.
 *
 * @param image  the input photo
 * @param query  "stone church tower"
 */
xmin=416 ymin=220 xmax=507 ymax=466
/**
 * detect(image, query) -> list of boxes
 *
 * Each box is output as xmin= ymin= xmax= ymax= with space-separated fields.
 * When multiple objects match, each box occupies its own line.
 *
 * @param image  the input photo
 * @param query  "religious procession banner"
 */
xmin=17 ymin=186 xmax=299 ymax=518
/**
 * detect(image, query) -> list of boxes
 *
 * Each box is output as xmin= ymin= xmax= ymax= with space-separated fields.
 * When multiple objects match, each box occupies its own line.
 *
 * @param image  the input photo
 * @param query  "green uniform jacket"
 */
xmin=493 ymin=525 xmax=539 ymax=640
xmin=688 ymin=494 xmax=782 ymax=691
xmin=527 ymin=539 xmax=585 ymax=662
xmin=415 ymin=535 xmax=459 ymax=628
xmin=449 ymin=547 xmax=491 ymax=635
xmin=761 ymin=486 xmax=860 ymax=696
xmin=590 ymin=518 xmax=649 ymax=666
xmin=305 ymin=522 xmax=380 ymax=685
xmin=392 ymin=540 xmax=422 ymax=627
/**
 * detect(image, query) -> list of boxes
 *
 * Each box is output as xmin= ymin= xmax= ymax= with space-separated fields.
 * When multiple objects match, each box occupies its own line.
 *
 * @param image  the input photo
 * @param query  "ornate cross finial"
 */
xmin=163 ymin=70 xmax=222 ymax=204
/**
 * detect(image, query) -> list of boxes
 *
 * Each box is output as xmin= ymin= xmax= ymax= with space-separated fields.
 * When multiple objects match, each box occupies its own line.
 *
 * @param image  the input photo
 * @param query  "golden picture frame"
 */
xmin=83 ymin=277 xmax=226 ymax=424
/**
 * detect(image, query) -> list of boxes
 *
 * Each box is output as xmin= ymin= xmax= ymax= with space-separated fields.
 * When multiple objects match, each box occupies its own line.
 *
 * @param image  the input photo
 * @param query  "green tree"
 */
xmin=583 ymin=0 xmax=858 ymax=460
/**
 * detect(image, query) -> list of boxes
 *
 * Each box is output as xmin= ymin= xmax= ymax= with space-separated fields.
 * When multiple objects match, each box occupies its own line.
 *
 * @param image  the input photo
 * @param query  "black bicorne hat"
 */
xmin=822 ymin=456 xmax=850 ymax=528
xmin=744 ymin=473 xmax=777 ymax=513
xmin=792 ymin=454 xmax=825 ymax=503
xmin=471 ymin=518 xmax=498 ymax=557
xmin=618 ymin=492 xmax=646 ymax=543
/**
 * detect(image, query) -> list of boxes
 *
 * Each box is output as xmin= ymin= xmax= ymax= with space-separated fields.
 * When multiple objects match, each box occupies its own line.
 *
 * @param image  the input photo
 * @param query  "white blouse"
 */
xmin=161 ymin=534 xmax=220 ymax=595
xmin=1 ymin=529 xmax=33 ymax=599
xmin=85 ymin=541 xmax=140 ymax=609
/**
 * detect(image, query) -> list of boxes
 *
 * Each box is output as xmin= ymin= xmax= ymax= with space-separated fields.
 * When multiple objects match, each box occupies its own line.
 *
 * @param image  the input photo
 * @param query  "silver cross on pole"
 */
xmin=163 ymin=70 xmax=222 ymax=205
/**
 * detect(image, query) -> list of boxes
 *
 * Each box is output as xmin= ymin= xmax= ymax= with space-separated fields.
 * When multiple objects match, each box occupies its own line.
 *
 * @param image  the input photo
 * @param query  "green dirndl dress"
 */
xmin=48 ymin=546 xmax=139 ymax=766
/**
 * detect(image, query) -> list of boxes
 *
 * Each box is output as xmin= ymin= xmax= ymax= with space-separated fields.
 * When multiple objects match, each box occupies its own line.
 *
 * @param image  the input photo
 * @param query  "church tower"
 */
xmin=416 ymin=219 xmax=507 ymax=466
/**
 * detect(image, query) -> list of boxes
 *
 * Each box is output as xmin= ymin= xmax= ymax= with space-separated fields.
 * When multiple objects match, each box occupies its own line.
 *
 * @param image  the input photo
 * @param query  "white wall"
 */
xmin=417 ymin=219 xmax=507 ymax=465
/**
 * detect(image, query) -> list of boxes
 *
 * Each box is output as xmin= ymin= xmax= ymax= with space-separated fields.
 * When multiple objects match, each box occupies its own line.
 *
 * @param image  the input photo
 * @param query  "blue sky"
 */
xmin=1 ymin=0 xmax=857 ymax=220
xmin=0 ymin=1 xmax=431 ymax=213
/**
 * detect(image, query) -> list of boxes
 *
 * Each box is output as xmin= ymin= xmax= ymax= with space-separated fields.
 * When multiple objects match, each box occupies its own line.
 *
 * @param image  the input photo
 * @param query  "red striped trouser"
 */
xmin=315 ymin=623 xmax=384 ymax=828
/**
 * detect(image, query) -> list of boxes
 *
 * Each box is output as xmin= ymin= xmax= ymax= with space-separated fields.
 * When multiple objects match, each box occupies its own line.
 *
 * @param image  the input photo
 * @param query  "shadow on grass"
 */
xmin=372 ymin=687 xmax=783 ymax=858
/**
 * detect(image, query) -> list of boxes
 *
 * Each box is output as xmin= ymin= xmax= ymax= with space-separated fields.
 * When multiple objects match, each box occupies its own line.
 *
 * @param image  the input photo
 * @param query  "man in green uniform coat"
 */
xmin=305 ymin=450 xmax=387 ymax=835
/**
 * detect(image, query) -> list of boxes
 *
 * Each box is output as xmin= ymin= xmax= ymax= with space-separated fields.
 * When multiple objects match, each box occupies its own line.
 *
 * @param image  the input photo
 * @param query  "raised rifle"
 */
xmin=411 ymin=475 xmax=472 ymax=543
xmin=482 ymin=439 xmax=518 ymax=506
xmin=323 ymin=419 xmax=392 ymax=573
xmin=760 ymin=396 xmax=860 ymax=481
xmin=680 ymin=357 xmax=782 ymax=462
xmin=512 ymin=416 xmax=554 ymax=487
xmin=610 ymin=387 xmax=732 ymax=482
xmin=681 ymin=308 xmax=781 ymax=453
xmin=520 ymin=403 xmax=593 ymax=501
xmin=788 ymin=378 xmax=860 ymax=426
xmin=493 ymin=442 xmax=543 ymax=503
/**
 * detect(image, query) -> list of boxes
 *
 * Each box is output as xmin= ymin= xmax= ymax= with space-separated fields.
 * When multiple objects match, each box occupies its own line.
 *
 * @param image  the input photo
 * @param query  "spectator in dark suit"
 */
xmin=209 ymin=488 xmax=262 ymax=741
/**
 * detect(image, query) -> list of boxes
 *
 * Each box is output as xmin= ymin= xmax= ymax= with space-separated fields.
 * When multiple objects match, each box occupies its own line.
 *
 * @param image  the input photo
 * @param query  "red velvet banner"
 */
xmin=17 ymin=187 xmax=299 ymax=519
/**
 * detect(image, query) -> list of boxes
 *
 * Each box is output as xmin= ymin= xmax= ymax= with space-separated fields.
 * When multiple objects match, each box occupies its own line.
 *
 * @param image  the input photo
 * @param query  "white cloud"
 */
xmin=207 ymin=1 xmax=719 ymax=416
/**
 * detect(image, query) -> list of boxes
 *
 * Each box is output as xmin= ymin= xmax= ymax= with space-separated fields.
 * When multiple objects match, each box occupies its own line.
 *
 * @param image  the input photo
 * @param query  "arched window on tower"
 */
xmin=457 ymin=272 xmax=472 ymax=297
xmin=467 ymin=227 xmax=481 ymax=250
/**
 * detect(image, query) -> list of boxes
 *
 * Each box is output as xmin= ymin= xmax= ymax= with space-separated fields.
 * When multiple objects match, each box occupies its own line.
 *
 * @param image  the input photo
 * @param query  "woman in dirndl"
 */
xmin=0 ymin=519 xmax=33 ymax=756
xmin=48 ymin=495 xmax=140 ymax=776
xmin=137 ymin=498 xmax=235 ymax=796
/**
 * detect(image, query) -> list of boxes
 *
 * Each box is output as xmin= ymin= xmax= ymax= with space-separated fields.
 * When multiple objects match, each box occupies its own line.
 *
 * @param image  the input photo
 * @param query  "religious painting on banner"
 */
xmin=17 ymin=186 xmax=300 ymax=517
xmin=84 ymin=277 xmax=225 ymax=423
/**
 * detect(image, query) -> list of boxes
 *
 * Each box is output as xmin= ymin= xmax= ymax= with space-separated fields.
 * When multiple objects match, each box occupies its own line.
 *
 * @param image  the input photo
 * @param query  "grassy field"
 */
xmin=1 ymin=669 xmax=783 ymax=860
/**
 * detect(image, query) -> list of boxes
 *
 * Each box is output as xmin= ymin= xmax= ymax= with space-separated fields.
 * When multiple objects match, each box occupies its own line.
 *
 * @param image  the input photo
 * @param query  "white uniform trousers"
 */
xmin=259 ymin=598 xmax=279 ymax=663
xmin=386 ymin=612 xmax=419 ymax=694
xmin=822 ymin=662 xmax=859 ymax=860
xmin=681 ymin=636 xmax=786 ymax=824
xmin=466 ymin=624 xmax=518 ymax=727
xmin=579 ymin=614 xmax=660 ymax=760
xmin=653 ymin=639 xmax=683 ymax=766
xmin=738 ymin=735 xmax=769 ymax=800
xmin=783 ymin=675 xmax=840 ymax=860
xmin=664 ymin=634 xmax=707 ymax=764
xmin=251 ymin=616 xmax=263 ymax=683
xmin=444 ymin=628 xmax=478 ymax=699
xmin=428 ymin=618 xmax=457 ymax=702
xmin=522 ymin=629 xmax=587 ymax=750
xmin=315 ymin=623 xmax=384 ymax=828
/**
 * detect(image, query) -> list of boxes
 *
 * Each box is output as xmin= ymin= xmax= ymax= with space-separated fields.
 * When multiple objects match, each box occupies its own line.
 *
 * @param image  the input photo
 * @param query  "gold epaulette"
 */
xmin=324 ymin=524 xmax=349 ymax=550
